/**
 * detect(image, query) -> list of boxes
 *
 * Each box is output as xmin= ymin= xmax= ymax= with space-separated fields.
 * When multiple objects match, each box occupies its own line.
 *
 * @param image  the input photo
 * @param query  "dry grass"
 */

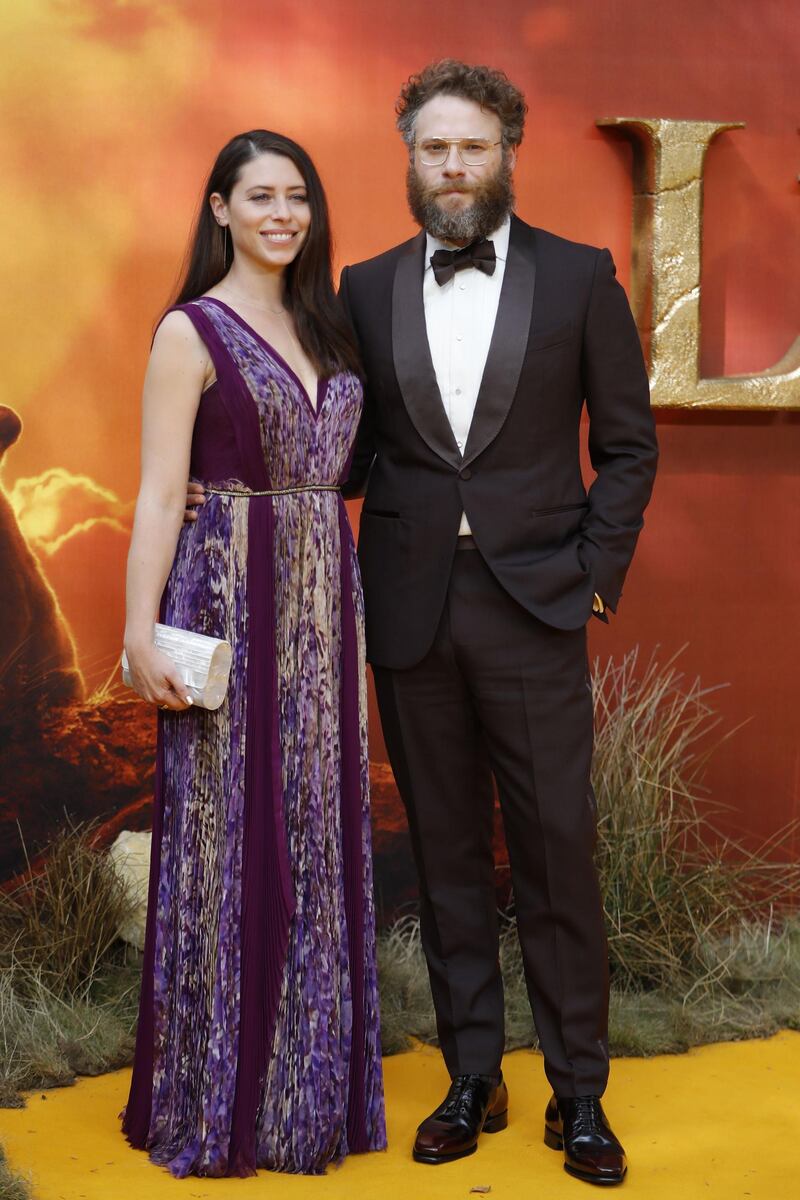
xmin=0 ymin=825 xmax=135 ymax=999
xmin=0 ymin=1146 xmax=31 ymax=1200
xmin=0 ymin=647 xmax=797 ymax=1143
xmin=377 ymin=912 xmax=800 ymax=1059
xmin=0 ymin=963 xmax=140 ymax=1108
xmin=377 ymin=648 xmax=800 ymax=1057
xmin=592 ymin=647 xmax=800 ymax=998
xmin=0 ymin=826 xmax=141 ymax=1108
xmin=375 ymin=914 xmax=439 ymax=1055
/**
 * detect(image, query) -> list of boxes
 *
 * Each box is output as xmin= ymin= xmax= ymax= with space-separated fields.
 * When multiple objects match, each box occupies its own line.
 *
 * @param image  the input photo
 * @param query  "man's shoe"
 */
xmin=544 ymin=1094 xmax=627 ymax=1185
xmin=413 ymin=1073 xmax=508 ymax=1164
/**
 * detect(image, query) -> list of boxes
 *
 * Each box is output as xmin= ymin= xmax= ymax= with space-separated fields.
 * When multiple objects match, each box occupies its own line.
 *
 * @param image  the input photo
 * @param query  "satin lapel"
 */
xmin=392 ymin=232 xmax=462 ymax=469
xmin=462 ymin=217 xmax=537 ymax=468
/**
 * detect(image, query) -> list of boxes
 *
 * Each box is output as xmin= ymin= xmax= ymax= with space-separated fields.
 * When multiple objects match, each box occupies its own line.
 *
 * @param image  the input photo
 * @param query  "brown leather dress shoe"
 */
xmin=413 ymin=1074 xmax=509 ymax=1164
xmin=544 ymin=1094 xmax=627 ymax=1185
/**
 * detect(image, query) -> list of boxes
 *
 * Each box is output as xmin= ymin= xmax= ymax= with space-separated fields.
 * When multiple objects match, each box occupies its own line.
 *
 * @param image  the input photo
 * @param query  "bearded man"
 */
xmin=339 ymin=60 xmax=657 ymax=1186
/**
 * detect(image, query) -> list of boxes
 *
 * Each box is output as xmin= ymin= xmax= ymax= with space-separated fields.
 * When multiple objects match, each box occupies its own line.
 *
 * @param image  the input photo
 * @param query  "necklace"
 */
xmin=218 ymin=284 xmax=287 ymax=315
xmin=217 ymin=284 xmax=317 ymax=406
xmin=219 ymin=284 xmax=299 ymax=350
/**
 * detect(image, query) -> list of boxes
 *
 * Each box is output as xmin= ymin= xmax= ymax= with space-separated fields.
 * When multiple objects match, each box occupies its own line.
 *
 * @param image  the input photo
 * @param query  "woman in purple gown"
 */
xmin=121 ymin=130 xmax=386 ymax=1177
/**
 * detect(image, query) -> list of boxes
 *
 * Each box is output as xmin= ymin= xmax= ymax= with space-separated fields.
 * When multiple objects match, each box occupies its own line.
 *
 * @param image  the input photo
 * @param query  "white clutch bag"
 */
xmin=121 ymin=623 xmax=233 ymax=711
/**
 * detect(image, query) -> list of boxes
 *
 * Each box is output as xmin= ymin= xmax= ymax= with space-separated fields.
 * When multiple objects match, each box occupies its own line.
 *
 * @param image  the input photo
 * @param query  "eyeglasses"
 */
xmin=415 ymin=137 xmax=503 ymax=167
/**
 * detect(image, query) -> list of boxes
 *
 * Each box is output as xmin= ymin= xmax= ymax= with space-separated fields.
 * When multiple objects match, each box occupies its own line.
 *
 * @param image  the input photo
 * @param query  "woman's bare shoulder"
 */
xmin=149 ymin=308 xmax=212 ymax=376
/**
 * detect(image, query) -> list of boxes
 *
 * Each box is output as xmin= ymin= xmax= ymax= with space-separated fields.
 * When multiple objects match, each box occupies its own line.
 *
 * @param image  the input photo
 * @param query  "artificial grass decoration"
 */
xmin=377 ymin=912 xmax=800 ymax=1057
xmin=0 ymin=648 xmax=798 ymax=1123
xmin=591 ymin=647 xmax=799 ymax=995
xmin=0 ymin=826 xmax=140 ymax=1108
xmin=378 ymin=648 xmax=800 ymax=1056
xmin=0 ymin=1144 xmax=31 ymax=1200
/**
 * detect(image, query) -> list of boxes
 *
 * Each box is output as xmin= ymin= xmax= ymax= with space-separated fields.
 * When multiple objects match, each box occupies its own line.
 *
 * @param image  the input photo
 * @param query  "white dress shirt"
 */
xmin=423 ymin=218 xmax=510 ymax=535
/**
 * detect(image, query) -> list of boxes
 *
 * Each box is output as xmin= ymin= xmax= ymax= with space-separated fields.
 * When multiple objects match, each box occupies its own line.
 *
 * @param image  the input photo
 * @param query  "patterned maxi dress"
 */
xmin=121 ymin=297 xmax=386 ymax=1177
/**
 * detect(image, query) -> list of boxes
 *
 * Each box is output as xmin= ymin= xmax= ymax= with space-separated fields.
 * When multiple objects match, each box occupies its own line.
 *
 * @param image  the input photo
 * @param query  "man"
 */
xmin=339 ymin=61 xmax=657 ymax=1186
xmin=187 ymin=60 xmax=657 ymax=1186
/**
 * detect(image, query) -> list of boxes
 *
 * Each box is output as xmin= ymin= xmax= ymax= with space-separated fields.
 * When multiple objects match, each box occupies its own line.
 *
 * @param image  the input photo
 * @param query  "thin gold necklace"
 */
xmin=219 ymin=284 xmax=287 ymax=315
xmin=219 ymin=285 xmax=317 ymax=403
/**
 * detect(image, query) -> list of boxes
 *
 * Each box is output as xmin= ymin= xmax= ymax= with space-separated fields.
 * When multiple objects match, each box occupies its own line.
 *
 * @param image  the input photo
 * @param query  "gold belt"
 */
xmin=205 ymin=483 xmax=341 ymax=497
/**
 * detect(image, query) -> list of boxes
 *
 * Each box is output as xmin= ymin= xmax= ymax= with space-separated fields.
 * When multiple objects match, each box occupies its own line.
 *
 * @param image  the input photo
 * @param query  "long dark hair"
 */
xmin=170 ymin=130 xmax=361 ymax=377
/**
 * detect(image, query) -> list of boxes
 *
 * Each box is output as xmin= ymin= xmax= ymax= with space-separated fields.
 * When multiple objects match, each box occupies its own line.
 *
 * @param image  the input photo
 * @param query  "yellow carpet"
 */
xmin=1 ymin=1034 xmax=798 ymax=1199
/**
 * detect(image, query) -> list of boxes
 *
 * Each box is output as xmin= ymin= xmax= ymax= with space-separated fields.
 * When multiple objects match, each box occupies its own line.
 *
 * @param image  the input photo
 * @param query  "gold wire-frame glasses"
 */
xmin=415 ymin=137 xmax=503 ymax=166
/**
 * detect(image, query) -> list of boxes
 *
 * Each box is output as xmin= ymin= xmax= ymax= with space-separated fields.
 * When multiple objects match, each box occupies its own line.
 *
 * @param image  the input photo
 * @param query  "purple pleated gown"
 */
xmin=121 ymin=297 xmax=386 ymax=1177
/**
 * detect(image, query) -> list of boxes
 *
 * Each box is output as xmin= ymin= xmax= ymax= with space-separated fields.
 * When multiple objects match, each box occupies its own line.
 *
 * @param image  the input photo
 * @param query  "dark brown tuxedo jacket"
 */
xmin=340 ymin=215 xmax=658 ymax=669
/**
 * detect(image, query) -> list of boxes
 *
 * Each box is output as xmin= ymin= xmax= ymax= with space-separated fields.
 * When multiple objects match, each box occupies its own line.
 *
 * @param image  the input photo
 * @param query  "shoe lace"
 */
xmin=569 ymin=1096 xmax=603 ymax=1136
xmin=440 ymin=1075 xmax=479 ymax=1121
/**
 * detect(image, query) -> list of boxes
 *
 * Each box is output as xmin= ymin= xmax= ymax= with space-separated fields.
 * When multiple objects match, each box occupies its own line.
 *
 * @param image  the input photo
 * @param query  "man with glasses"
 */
xmin=339 ymin=60 xmax=657 ymax=1186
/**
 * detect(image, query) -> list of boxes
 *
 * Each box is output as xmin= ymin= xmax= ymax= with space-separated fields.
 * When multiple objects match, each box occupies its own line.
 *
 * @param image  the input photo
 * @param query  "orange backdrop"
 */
xmin=1 ymin=0 xmax=798 ymax=874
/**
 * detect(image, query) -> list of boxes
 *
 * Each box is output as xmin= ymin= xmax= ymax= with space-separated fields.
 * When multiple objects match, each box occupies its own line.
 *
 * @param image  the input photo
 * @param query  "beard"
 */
xmin=406 ymin=156 xmax=515 ymax=242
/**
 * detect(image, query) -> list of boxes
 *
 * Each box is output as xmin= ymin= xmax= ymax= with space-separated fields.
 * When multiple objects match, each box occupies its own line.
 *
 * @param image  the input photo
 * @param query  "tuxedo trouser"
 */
xmin=372 ymin=541 xmax=610 ymax=1098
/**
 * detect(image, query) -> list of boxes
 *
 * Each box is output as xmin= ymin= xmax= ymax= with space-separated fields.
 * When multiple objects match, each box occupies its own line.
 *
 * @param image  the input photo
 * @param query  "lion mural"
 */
xmin=0 ymin=405 xmax=84 ymax=712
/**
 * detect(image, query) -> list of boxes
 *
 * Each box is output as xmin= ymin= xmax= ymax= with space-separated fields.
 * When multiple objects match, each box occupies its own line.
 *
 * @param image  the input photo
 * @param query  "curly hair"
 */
xmin=396 ymin=59 xmax=527 ymax=150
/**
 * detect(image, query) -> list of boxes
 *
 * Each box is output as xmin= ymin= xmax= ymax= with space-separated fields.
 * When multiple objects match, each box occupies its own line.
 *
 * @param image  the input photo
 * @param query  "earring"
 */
xmin=219 ymin=223 xmax=229 ymax=266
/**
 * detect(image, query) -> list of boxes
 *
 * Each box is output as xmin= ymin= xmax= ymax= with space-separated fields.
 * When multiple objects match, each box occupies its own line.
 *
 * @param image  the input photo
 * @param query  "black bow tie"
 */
xmin=430 ymin=238 xmax=496 ymax=286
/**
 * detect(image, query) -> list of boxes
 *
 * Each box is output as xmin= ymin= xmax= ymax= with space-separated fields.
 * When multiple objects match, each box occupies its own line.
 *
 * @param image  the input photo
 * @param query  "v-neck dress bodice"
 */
xmin=186 ymin=297 xmax=359 ymax=491
xmin=122 ymin=297 xmax=386 ymax=1177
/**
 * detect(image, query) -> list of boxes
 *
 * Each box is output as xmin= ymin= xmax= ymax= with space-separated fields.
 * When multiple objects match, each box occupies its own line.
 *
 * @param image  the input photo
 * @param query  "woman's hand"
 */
xmin=124 ymin=638 xmax=193 ymax=711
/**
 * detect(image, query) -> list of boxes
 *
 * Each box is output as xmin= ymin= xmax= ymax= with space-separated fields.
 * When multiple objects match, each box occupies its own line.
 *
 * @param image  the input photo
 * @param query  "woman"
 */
xmin=121 ymin=130 xmax=386 ymax=1177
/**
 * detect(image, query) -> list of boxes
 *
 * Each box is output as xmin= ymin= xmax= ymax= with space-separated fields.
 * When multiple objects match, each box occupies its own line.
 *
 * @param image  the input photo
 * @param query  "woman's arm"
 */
xmin=124 ymin=310 xmax=211 ymax=708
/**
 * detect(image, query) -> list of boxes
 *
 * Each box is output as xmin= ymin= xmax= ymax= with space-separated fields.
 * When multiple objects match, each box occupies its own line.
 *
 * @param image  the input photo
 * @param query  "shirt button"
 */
xmin=459 ymin=283 xmax=466 ymax=291
xmin=456 ymin=334 xmax=463 ymax=342
xmin=455 ymin=387 xmax=462 ymax=395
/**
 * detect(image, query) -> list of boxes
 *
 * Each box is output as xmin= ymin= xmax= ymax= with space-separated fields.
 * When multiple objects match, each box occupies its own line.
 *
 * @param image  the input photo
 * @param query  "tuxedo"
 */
xmin=341 ymin=216 xmax=658 ymax=667
xmin=340 ymin=215 xmax=658 ymax=1096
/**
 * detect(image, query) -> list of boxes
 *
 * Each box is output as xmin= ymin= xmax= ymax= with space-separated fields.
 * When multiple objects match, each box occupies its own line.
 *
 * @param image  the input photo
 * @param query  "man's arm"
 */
xmin=184 ymin=480 xmax=205 ymax=521
xmin=339 ymin=265 xmax=376 ymax=500
xmin=580 ymin=247 xmax=659 ymax=612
